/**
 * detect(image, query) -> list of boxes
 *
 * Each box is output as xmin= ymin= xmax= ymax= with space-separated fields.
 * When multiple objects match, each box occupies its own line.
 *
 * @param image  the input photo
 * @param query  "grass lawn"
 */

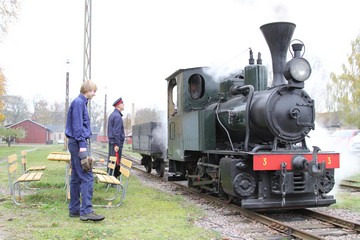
xmin=0 ymin=144 xmax=219 ymax=239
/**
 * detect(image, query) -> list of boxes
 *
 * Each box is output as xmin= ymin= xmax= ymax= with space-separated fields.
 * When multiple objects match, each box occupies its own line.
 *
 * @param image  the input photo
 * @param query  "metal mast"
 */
xmin=64 ymin=60 xmax=70 ymax=151
xmin=83 ymin=0 xmax=91 ymax=82
xmin=83 ymin=0 xmax=92 ymax=152
xmin=103 ymin=91 xmax=107 ymax=138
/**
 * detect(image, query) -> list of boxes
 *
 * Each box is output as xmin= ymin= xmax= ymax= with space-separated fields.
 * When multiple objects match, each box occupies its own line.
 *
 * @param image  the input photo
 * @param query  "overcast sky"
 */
xmin=0 ymin=0 xmax=359 ymax=115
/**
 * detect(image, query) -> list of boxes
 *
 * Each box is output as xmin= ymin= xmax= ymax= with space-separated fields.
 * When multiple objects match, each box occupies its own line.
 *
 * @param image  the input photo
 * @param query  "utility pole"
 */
xmin=103 ymin=91 xmax=107 ymax=138
xmin=83 ymin=0 xmax=91 ymax=82
xmin=83 ymin=0 xmax=92 ymax=152
xmin=64 ymin=60 xmax=70 ymax=151
xmin=132 ymin=103 xmax=135 ymax=126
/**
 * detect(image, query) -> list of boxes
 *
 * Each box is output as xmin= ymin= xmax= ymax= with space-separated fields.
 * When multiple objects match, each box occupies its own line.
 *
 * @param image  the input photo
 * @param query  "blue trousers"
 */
xmin=68 ymin=138 xmax=93 ymax=216
xmin=108 ymin=143 xmax=123 ymax=178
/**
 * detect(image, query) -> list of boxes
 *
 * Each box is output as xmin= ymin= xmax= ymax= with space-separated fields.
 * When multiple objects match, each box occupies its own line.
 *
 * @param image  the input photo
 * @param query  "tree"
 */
xmin=327 ymin=35 xmax=360 ymax=128
xmin=32 ymin=98 xmax=69 ymax=126
xmin=0 ymin=70 xmax=6 ymax=124
xmin=32 ymin=98 xmax=52 ymax=125
xmin=2 ymin=95 xmax=30 ymax=125
xmin=89 ymin=100 xmax=104 ymax=133
xmin=134 ymin=107 xmax=162 ymax=125
xmin=0 ymin=127 xmax=25 ymax=147
xmin=0 ymin=0 xmax=20 ymax=124
xmin=49 ymin=101 xmax=65 ymax=126
xmin=0 ymin=0 xmax=19 ymax=40
xmin=123 ymin=113 xmax=132 ymax=134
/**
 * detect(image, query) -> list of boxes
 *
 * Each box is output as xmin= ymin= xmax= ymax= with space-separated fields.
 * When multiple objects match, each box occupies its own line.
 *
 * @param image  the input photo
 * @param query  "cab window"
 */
xmin=188 ymin=74 xmax=204 ymax=100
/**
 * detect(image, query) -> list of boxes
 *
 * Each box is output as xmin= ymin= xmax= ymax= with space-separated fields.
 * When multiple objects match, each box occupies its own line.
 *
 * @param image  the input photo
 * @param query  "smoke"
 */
xmin=307 ymin=123 xmax=360 ymax=196
xmin=151 ymin=110 xmax=168 ymax=158
xmin=272 ymin=2 xmax=289 ymax=20
xmin=203 ymin=48 xmax=249 ymax=84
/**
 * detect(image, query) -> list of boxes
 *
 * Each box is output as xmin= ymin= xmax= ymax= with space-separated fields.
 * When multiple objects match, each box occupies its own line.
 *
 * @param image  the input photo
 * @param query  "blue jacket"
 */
xmin=65 ymin=94 xmax=91 ymax=148
xmin=107 ymin=108 xmax=124 ymax=146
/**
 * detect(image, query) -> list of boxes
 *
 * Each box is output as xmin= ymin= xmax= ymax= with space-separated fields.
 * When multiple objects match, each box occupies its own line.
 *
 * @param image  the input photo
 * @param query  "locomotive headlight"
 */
xmin=284 ymin=58 xmax=312 ymax=82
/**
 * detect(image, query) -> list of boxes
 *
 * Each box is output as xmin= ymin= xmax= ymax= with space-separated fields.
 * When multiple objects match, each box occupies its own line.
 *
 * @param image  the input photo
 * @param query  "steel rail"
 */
xmin=171 ymin=182 xmax=325 ymax=240
xmin=298 ymin=208 xmax=360 ymax=233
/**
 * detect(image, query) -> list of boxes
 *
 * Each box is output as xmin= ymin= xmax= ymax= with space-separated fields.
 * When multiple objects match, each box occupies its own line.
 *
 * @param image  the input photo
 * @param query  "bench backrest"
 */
xmin=119 ymin=158 xmax=132 ymax=196
xmin=107 ymin=156 xmax=117 ymax=176
xmin=8 ymin=154 xmax=18 ymax=173
xmin=120 ymin=158 xmax=132 ymax=178
xmin=21 ymin=150 xmax=27 ymax=172
xmin=7 ymin=154 xmax=18 ymax=194
xmin=21 ymin=150 xmax=47 ymax=173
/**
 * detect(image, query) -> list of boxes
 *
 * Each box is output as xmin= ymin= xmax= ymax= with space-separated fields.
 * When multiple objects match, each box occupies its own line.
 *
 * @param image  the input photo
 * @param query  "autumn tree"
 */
xmin=123 ymin=113 xmax=132 ymax=134
xmin=89 ymin=100 xmax=104 ymax=133
xmin=0 ymin=71 xmax=6 ymax=124
xmin=32 ymin=98 xmax=51 ymax=125
xmin=0 ymin=1 xmax=20 ymax=125
xmin=32 ymin=98 xmax=67 ymax=126
xmin=134 ymin=107 xmax=163 ymax=125
xmin=2 ymin=95 xmax=30 ymax=125
xmin=327 ymin=35 xmax=360 ymax=128
xmin=0 ymin=0 xmax=19 ymax=39
xmin=49 ymin=101 xmax=65 ymax=126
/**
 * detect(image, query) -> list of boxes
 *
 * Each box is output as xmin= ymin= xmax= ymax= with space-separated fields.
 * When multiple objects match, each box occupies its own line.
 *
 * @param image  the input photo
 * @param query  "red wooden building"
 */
xmin=7 ymin=119 xmax=52 ymax=144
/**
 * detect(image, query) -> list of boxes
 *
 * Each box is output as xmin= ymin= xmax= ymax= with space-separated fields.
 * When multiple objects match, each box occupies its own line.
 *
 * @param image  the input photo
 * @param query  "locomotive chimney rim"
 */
xmin=260 ymin=22 xmax=296 ymax=87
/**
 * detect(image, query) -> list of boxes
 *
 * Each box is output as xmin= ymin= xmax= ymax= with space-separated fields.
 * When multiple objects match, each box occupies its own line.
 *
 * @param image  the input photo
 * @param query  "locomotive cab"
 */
xmin=166 ymin=67 xmax=219 ymax=175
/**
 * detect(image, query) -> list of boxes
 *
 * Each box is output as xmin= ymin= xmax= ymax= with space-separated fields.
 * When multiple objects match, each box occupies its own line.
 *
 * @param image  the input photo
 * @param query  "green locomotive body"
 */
xmin=132 ymin=22 xmax=340 ymax=210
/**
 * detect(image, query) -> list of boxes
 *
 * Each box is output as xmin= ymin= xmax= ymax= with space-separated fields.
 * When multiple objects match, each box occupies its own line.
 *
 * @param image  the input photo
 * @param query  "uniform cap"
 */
xmin=113 ymin=97 xmax=123 ymax=107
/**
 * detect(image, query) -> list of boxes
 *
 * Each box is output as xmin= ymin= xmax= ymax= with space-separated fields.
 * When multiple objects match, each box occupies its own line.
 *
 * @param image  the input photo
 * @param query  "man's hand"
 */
xmin=88 ymin=156 xmax=94 ymax=169
xmin=114 ymin=145 xmax=119 ymax=152
xmin=79 ymin=151 xmax=94 ymax=172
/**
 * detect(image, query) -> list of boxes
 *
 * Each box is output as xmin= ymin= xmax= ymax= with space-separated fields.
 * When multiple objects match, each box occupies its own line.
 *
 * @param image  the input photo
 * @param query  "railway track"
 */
xmin=91 ymin=146 xmax=360 ymax=239
xmin=339 ymin=179 xmax=360 ymax=191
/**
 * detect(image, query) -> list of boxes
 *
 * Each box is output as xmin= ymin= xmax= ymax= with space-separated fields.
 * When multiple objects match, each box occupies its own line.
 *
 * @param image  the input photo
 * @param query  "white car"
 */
xmin=329 ymin=129 xmax=360 ymax=152
xmin=57 ymin=139 xmax=65 ymax=144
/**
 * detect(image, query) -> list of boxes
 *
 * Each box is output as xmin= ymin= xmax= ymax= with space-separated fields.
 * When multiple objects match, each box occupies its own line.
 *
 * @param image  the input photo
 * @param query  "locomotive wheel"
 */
xmin=233 ymin=173 xmax=256 ymax=197
xmin=319 ymin=170 xmax=335 ymax=194
xmin=155 ymin=158 xmax=165 ymax=177
xmin=144 ymin=156 xmax=152 ymax=173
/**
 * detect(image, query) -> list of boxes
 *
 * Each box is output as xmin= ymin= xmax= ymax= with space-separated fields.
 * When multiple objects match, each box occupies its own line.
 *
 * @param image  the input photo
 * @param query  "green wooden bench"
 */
xmin=7 ymin=154 xmax=44 ymax=205
xmin=21 ymin=150 xmax=47 ymax=173
xmin=94 ymin=156 xmax=133 ymax=207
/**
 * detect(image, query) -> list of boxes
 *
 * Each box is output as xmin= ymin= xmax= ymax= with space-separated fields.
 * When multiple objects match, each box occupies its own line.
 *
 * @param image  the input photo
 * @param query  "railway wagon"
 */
xmin=132 ymin=121 xmax=166 ymax=177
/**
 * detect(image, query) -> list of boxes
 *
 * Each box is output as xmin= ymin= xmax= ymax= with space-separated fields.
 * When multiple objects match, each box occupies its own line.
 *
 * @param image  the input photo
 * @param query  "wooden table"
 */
xmin=47 ymin=152 xmax=71 ymax=200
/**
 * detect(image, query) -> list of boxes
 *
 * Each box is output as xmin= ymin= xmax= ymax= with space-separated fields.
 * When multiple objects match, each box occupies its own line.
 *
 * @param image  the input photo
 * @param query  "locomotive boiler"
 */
xmin=132 ymin=22 xmax=340 ymax=210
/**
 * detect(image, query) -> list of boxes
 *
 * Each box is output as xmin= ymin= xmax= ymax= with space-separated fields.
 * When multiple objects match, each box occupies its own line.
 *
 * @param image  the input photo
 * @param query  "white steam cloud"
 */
xmin=307 ymin=123 xmax=360 ymax=196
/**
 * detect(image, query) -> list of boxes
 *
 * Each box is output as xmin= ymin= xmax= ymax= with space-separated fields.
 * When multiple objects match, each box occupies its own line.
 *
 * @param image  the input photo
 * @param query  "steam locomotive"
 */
xmin=132 ymin=22 xmax=340 ymax=210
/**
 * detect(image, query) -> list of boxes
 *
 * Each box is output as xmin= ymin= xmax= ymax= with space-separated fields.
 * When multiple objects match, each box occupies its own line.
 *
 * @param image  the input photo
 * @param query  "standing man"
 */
xmin=65 ymin=79 xmax=105 ymax=221
xmin=107 ymin=97 xmax=125 ymax=178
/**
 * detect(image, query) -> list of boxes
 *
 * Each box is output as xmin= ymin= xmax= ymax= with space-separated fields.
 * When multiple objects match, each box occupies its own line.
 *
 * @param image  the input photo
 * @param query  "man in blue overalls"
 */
xmin=65 ymin=80 xmax=105 ymax=221
xmin=107 ymin=97 xmax=125 ymax=178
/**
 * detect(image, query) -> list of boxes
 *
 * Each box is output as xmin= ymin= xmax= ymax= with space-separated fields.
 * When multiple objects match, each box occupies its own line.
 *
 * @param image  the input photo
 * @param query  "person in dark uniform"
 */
xmin=65 ymin=79 xmax=105 ymax=222
xmin=107 ymin=97 xmax=125 ymax=178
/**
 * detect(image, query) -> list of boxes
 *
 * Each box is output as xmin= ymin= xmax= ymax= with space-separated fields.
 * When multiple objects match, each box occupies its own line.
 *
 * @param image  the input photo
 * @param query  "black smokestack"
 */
xmin=260 ymin=22 xmax=296 ymax=86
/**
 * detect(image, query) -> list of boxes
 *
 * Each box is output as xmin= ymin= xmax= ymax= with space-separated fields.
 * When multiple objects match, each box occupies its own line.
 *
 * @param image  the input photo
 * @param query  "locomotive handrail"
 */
xmin=240 ymin=85 xmax=254 ymax=152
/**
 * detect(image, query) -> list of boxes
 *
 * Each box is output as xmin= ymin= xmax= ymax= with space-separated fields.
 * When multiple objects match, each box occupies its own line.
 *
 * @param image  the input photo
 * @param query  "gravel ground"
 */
xmin=134 ymin=171 xmax=360 ymax=240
